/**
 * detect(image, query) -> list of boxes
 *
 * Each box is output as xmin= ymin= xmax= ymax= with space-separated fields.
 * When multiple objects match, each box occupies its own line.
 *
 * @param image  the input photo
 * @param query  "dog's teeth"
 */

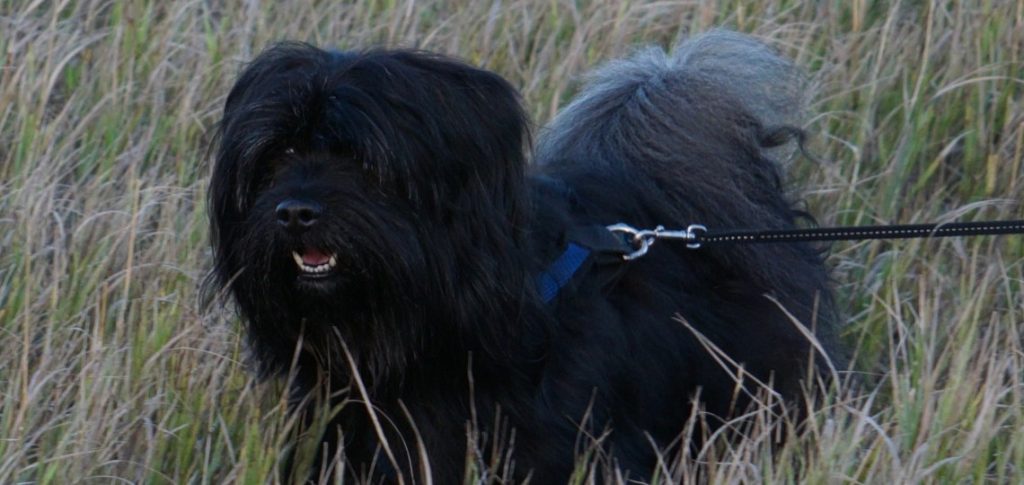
xmin=293 ymin=251 xmax=336 ymax=276
xmin=297 ymin=262 xmax=332 ymax=274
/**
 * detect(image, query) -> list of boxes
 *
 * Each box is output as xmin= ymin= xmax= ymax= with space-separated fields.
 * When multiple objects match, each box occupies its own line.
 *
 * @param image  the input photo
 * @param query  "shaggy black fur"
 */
xmin=209 ymin=31 xmax=843 ymax=483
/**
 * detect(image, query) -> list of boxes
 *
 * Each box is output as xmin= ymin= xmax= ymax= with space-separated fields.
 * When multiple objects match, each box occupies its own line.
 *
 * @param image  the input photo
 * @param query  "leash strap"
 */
xmin=608 ymin=219 xmax=1024 ymax=259
xmin=539 ymin=219 xmax=1024 ymax=300
xmin=697 ymin=220 xmax=1024 ymax=246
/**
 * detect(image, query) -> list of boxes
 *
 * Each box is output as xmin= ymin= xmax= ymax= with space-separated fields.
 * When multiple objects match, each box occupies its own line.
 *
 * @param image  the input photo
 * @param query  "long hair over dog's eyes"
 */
xmin=253 ymin=146 xmax=298 ymax=191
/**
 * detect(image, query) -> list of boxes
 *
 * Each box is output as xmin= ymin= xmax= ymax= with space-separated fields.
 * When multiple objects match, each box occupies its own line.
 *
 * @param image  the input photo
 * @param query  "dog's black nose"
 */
xmin=275 ymin=199 xmax=322 ymax=233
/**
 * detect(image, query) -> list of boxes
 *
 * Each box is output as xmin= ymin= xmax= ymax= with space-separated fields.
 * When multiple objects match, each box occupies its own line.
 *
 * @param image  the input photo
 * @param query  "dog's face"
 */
xmin=209 ymin=44 xmax=528 ymax=324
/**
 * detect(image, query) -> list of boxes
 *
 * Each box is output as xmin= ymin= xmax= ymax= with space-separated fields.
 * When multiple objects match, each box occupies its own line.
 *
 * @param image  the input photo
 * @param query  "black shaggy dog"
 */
xmin=210 ymin=31 xmax=843 ymax=483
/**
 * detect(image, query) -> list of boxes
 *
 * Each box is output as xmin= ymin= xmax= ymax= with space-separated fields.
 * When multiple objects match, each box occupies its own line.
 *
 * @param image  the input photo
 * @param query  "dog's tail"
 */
xmin=534 ymin=29 xmax=808 ymax=182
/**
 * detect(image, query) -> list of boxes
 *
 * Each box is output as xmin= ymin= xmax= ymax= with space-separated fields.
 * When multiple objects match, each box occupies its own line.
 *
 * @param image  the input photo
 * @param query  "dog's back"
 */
xmin=523 ymin=30 xmax=843 ymax=473
xmin=535 ymin=30 xmax=839 ymax=350
xmin=538 ymin=32 xmax=829 ymax=292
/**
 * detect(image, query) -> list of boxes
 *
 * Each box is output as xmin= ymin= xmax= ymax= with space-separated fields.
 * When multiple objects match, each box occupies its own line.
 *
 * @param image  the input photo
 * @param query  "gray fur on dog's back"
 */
xmin=534 ymin=29 xmax=807 ymax=172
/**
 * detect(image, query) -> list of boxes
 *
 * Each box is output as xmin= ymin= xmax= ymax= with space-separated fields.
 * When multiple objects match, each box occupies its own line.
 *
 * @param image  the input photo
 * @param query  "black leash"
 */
xmin=608 ymin=219 xmax=1024 ymax=260
xmin=537 ymin=219 xmax=1024 ymax=301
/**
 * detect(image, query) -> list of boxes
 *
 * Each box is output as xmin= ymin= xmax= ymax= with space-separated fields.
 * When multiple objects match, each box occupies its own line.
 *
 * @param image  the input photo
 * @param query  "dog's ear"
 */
xmin=332 ymin=51 xmax=530 ymax=220
xmin=407 ymin=53 xmax=530 ymax=218
xmin=395 ymin=51 xmax=529 ymax=172
xmin=214 ymin=43 xmax=328 ymax=213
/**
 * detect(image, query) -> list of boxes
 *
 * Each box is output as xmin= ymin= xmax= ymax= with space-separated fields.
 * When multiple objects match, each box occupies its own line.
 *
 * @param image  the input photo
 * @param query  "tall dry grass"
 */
xmin=1 ymin=0 xmax=1022 ymax=483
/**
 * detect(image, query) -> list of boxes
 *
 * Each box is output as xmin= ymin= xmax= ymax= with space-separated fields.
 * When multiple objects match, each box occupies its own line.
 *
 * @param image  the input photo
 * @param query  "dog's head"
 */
xmin=210 ymin=43 xmax=527 ymax=302
xmin=208 ymin=44 xmax=533 ymax=375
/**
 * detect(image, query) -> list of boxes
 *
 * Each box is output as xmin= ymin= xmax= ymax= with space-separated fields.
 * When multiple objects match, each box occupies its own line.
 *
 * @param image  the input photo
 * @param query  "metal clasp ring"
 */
xmin=607 ymin=223 xmax=658 ymax=260
xmin=685 ymin=224 xmax=707 ymax=249
xmin=607 ymin=222 xmax=707 ymax=260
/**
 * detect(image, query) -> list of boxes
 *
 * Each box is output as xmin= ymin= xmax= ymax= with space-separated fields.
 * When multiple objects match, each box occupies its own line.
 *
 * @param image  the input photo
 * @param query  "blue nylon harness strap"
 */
xmin=536 ymin=243 xmax=591 ymax=303
xmin=534 ymin=225 xmax=633 ymax=304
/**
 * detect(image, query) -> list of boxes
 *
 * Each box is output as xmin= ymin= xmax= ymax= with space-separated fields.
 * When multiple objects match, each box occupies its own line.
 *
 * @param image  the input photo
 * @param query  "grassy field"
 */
xmin=2 ymin=0 xmax=1023 ymax=483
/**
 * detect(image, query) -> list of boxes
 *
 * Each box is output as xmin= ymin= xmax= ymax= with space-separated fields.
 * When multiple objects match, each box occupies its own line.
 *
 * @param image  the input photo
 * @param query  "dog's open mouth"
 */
xmin=291 ymin=248 xmax=338 ymax=278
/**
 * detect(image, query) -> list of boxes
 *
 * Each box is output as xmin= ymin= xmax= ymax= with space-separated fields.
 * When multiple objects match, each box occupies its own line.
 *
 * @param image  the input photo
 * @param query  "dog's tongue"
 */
xmin=301 ymin=248 xmax=331 ymax=266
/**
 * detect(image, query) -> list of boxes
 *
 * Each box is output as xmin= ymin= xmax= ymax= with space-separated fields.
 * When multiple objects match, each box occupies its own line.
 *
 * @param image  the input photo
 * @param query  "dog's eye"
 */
xmin=254 ymin=150 xmax=294 ymax=191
